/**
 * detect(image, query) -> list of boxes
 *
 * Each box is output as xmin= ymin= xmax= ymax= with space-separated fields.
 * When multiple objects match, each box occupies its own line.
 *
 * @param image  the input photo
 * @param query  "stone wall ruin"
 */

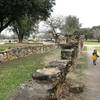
xmin=7 ymin=35 xmax=84 ymax=100
xmin=0 ymin=44 xmax=57 ymax=63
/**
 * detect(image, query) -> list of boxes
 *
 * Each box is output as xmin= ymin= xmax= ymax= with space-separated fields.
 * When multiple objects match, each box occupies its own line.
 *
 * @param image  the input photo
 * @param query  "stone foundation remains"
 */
xmin=7 ymin=35 xmax=84 ymax=100
xmin=0 ymin=44 xmax=57 ymax=63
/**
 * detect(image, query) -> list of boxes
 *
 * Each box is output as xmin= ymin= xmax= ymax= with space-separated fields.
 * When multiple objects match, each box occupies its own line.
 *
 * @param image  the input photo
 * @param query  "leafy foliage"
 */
xmin=64 ymin=15 xmax=81 ymax=35
xmin=11 ymin=16 xmax=39 ymax=42
xmin=62 ymin=15 xmax=81 ymax=42
xmin=0 ymin=0 xmax=55 ymax=32
xmin=91 ymin=26 xmax=100 ymax=42
xmin=78 ymin=28 xmax=93 ymax=40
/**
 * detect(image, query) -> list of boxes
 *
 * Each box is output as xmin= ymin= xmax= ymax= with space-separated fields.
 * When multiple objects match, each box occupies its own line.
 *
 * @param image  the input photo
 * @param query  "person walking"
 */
xmin=92 ymin=49 xmax=99 ymax=65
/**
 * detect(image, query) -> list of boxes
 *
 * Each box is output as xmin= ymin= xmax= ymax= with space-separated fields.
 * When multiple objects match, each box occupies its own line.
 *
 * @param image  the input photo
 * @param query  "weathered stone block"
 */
xmin=60 ymin=44 xmax=72 ymax=49
xmin=47 ymin=60 xmax=72 ymax=71
xmin=61 ymin=49 xmax=74 ymax=60
xmin=32 ymin=68 xmax=60 ymax=83
xmin=69 ymin=82 xmax=84 ymax=94
xmin=8 ymin=81 xmax=55 ymax=100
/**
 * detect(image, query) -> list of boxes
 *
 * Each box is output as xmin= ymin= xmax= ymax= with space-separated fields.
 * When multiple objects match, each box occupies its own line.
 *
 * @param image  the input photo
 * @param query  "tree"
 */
xmin=11 ymin=15 xmax=39 ymax=42
xmin=92 ymin=28 xmax=100 ymax=42
xmin=45 ymin=16 xmax=64 ymax=43
xmin=63 ymin=15 xmax=81 ymax=42
xmin=32 ymin=34 xmax=36 ymax=40
xmin=78 ymin=28 xmax=93 ymax=40
xmin=0 ymin=0 xmax=55 ymax=33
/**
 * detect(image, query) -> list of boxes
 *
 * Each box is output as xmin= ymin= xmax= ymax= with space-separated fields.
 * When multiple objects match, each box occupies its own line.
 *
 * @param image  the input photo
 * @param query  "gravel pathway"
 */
xmin=84 ymin=45 xmax=100 ymax=100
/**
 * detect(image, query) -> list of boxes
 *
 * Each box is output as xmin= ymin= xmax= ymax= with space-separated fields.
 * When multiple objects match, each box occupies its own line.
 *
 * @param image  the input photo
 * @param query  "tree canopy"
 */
xmin=45 ymin=16 xmax=64 ymax=43
xmin=64 ymin=15 xmax=81 ymax=36
xmin=61 ymin=15 xmax=81 ymax=42
xmin=78 ymin=28 xmax=93 ymax=40
xmin=11 ymin=15 xmax=39 ymax=42
xmin=0 ymin=0 xmax=55 ymax=33
xmin=91 ymin=26 xmax=100 ymax=42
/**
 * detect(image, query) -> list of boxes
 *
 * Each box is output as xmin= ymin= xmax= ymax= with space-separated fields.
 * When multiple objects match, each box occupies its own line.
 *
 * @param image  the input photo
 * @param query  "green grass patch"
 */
xmin=80 ymin=53 xmax=88 ymax=62
xmin=3 ymin=42 xmax=43 ymax=47
xmin=84 ymin=41 xmax=100 ymax=45
xmin=0 ymin=42 xmax=43 ymax=51
xmin=0 ymin=46 xmax=9 ymax=51
xmin=82 ymin=46 xmax=87 ymax=52
xmin=0 ymin=48 xmax=60 ymax=100
xmin=66 ymin=52 xmax=88 ymax=100
xmin=95 ymin=47 xmax=100 ymax=51
xmin=74 ymin=53 xmax=88 ymax=81
xmin=0 ymin=42 xmax=54 ymax=51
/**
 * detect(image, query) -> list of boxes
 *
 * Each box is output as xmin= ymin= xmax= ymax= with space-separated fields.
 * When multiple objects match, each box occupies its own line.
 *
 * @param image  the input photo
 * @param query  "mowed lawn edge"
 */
xmin=0 ymin=48 xmax=60 ymax=100
xmin=84 ymin=41 xmax=100 ymax=45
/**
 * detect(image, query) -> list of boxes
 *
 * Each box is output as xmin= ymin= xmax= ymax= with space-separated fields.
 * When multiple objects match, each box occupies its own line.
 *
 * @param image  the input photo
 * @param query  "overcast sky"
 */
xmin=52 ymin=0 xmax=100 ymax=28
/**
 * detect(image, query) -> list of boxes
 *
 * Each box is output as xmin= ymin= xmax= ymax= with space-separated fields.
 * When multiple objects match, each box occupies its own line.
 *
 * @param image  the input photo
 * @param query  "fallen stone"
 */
xmin=69 ymin=82 xmax=84 ymax=94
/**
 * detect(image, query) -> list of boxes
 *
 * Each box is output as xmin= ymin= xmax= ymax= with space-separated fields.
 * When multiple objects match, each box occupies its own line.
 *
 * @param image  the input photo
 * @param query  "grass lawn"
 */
xmin=95 ymin=47 xmax=100 ymax=51
xmin=82 ymin=46 xmax=87 ymax=52
xmin=5 ymin=42 xmax=43 ymax=46
xmin=66 ymin=51 xmax=88 ymax=100
xmin=0 ymin=48 xmax=60 ymax=100
xmin=84 ymin=41 xmax=100 ymax=45
xmin=68 ymin=52 xmax=88 ymax=82
xmin=0 ymin=46 xmax=9 ymax=51
xmin=75 ymin=53 xmax=88 ymax=81
xmin=0 ymin=43 xmax=44 ymax=51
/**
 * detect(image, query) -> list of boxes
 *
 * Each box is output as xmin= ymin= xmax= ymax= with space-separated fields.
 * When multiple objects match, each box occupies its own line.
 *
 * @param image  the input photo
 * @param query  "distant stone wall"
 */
xmin=0 ymin=44 xmax=57 ymax=63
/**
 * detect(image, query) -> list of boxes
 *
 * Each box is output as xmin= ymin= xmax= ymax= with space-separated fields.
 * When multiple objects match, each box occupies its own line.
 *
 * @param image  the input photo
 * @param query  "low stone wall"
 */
xmin=7 ymin=35 xmax=84 ymax=100
xmin=0 ymin=44 xmax=57 ymax=63
xmin=8 ymin=60 xmax=72 ymax=100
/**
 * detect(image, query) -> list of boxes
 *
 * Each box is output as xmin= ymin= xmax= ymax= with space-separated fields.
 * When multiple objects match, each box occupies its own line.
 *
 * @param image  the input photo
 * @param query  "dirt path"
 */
xmin=84 ymin=45 xmax=100 ymax=100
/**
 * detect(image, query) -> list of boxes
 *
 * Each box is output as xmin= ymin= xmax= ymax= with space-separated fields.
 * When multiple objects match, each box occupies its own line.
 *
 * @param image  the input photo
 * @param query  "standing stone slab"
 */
xmin=61 ymin=49 xmax=74 ymax=60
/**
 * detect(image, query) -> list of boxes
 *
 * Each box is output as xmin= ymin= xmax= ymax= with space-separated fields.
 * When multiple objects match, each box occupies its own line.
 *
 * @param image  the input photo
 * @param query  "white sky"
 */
xmin=52 ymin=0 xmax=100 ymax=28
xmin=1 ymin=27 xmax=14 ymax=36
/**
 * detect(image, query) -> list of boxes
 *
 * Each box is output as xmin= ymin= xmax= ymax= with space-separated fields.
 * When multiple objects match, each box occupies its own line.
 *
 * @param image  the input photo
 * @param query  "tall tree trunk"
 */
xmin=97 ymin=38 xmax=100 ymax=42
xmin=55 ymin=36 xmax=58 ymax=43
xmin=18 ymin=33 xmax=24 ymax=43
